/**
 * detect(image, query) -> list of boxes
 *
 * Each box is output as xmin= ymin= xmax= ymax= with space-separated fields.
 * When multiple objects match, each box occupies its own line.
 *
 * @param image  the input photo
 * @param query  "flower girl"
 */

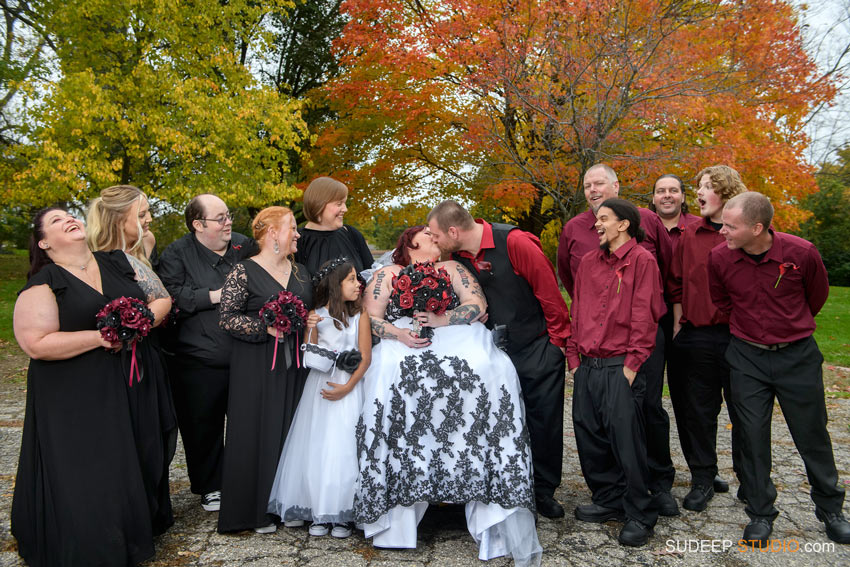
xmin=267 ymin=257 xmax=371 ymax=538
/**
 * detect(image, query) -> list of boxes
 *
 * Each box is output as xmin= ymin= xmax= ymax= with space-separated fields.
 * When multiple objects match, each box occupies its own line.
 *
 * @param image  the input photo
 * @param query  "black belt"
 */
xmin=580 ymin=355 xmax=626 ymax=368
xmin=736 ymin=337 xmax=801 ymax=351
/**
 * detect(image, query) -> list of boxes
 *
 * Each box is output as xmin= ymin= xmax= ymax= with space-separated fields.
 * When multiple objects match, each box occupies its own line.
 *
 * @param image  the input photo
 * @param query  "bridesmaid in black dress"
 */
xmin=12 ymin=208 xmax=176 ymax=566
xmin=217 ymin=206 xmax=313 ymax=534
xmin=295 ymin=177 xmax=374 ymax=276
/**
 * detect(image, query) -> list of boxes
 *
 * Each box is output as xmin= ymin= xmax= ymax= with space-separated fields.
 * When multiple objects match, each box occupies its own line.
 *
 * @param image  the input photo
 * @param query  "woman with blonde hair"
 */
xmin=295 ymin=177 xmax=373 ymax=276
xmin=87 ymin=184 xmax=157 ymax=265
xmin=217 ymin=206 xmax=314 ymax=534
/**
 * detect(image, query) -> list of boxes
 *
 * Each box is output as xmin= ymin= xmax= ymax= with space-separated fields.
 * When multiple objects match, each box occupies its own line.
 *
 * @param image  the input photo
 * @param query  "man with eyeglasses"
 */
xmin=156 ymin=194 xmax=258 ymax=513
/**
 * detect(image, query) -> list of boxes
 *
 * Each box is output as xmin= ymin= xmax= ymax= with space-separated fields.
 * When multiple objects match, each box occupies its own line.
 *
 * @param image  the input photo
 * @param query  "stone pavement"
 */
xmin=1 ymin=372 xmax=849 ymax=566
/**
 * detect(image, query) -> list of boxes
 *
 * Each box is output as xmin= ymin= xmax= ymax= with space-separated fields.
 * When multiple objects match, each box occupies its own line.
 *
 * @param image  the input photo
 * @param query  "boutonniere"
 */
xmin=475 ymin=259 xmax=492 ymax=273
xmin=774 ymin=262 xmax=798 ymax=288
xmin=232 ymin=244 xmax=242 ymax=251
xmin=615 ymin=261 xmax=631 ymax=294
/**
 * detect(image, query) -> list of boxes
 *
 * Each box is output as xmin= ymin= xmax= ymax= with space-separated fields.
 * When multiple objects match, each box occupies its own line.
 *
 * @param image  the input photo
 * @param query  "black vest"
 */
xmin=453 ymin=223 xmax=548 ymax=353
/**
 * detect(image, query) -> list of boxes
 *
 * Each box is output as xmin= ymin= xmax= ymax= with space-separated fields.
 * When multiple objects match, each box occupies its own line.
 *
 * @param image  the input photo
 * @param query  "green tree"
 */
xmin=4 ymin=0 xmax=310 ymax=211
xmin=798 ymin=147 xmax=850 ymax=286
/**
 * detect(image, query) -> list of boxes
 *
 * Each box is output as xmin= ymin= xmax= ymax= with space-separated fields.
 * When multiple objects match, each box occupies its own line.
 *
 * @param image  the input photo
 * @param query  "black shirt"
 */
xmin=156 ymin=232 xmax=258 ymax=366
xmin=294 ymin=225 xmax=374 ymax=276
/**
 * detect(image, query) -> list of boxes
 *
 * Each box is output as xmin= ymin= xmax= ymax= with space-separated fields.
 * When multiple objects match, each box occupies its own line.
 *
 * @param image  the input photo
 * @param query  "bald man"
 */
xmin=157 ymin=194 xmax=257 ymax=512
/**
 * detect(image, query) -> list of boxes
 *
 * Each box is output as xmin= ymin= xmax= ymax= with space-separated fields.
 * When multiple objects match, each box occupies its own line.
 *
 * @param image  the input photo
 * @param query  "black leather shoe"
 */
xmin=618 ymin=519 xmax=653 ymax=547
xmin=574 ymin=503 xmax=625 ymax=523
xmin=535 ymin=494 xmax=565 ymax=519
xmin=652 ymin=491 xmax=680 ymax=517
xmin=683 ymin=484 xmax=714 ymax=512
xmin=816 ymin=509 xmax=850 ymax=544
xmin=742 ymin=518 xmax=773 ymax=545
xmin=736 ymin=486 xmax=747 ymax=503
xmin=713 ymin=475 xmax=729 ymax=493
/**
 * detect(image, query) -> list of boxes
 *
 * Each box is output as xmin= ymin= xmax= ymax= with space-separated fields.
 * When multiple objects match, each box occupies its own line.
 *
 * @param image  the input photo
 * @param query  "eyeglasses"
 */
xmin=199 ymin=213 xmax=233 ymax=226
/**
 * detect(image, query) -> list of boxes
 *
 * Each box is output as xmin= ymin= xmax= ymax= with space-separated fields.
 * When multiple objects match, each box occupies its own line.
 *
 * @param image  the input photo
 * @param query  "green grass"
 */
xmin=0 ymin=253 xmax=27 ymax=343
xmin=816 ymin=286 xmax=850 ymax=367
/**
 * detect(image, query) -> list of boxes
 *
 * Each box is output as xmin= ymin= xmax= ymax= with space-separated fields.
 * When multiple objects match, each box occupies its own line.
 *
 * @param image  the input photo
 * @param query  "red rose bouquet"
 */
xmin=390 ymin=262 xmax=453 ymax=339
xmin=260 ymin=290 xmax=308 ymax=370
xmin=96 ymin=296 xmax=155 ymax=386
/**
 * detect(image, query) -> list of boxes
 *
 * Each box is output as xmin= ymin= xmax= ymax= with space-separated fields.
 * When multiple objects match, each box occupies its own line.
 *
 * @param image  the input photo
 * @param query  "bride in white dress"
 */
xmin=357 ymin=226 xmax=542 ymax=567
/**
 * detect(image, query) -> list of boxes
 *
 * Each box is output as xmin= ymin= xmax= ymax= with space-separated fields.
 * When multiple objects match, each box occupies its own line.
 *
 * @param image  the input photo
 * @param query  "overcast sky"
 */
xmin=797 ymin=0 xmax=850 ymax=163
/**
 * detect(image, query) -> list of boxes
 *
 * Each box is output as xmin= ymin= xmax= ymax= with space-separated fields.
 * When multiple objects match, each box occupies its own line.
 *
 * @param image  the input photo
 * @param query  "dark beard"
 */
xmin=599 ymin=240 xmax=610 ymax=253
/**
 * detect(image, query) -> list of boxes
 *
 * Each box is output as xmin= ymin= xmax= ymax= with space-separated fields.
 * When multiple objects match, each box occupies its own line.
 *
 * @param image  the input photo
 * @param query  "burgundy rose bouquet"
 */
xmin=390 ymin=262 xmax=453 ymax=339
xmin=260 ymin=290 xmax=308 ymax=370
xmin=96 ymin=296 xmax=155 ymax=386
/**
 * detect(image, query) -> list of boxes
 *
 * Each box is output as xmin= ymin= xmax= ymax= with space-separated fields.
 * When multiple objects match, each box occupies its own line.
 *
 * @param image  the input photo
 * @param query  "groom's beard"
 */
xmin=599 ymin=239 xmax=611 ymax=253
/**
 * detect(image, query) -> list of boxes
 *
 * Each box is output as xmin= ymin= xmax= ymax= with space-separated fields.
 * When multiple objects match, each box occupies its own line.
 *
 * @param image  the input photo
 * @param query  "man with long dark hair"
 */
xmin=567 ymin=198 xmax=664 ymax=546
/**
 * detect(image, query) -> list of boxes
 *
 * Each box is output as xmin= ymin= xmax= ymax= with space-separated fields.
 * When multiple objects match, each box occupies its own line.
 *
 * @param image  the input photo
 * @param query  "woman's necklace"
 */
xmin=57 ymin=254 xmax=94 ymax=271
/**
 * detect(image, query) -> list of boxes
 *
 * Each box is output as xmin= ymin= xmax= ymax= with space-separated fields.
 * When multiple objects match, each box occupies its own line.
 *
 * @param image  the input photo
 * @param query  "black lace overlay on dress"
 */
xmin=219 ymin=263 xmax=267 ymax=342
xmin=354 ymin=350 xmax=535 ymax=524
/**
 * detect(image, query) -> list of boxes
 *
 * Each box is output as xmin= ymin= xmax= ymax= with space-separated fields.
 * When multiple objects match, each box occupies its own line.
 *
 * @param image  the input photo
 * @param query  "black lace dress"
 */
xmin=12 ymin=251 xmax=177 ymax=567
xmin=216 ymin=259 xmax=313 ymax=532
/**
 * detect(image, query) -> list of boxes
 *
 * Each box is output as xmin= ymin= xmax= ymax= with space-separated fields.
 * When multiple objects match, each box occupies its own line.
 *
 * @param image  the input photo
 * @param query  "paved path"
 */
xmin=1 ymin=370 xmax=848 ymax=566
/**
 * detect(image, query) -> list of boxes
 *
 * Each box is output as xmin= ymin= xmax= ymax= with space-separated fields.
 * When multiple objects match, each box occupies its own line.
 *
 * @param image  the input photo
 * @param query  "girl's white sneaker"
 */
xmin=331 ymin=523 xmax=353 ymax=538
xmin=308 ymin=523 xmax=329 ymax=536
xmin=254 ymin=523 xmax=277 ymax=534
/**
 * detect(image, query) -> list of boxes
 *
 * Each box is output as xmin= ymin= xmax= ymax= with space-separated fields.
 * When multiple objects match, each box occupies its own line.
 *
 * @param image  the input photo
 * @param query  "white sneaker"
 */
xmin=254 ymin=523 xmax=277 ymax=534
xmin=331 ymin=523 xmax=353 ymax=538
xmin=201 ymin=490 xmax=221 ymax=512
xmin=283 ymin=519 xmax=305 ymax=528
xmin=308 ymin=523 xmax=329 ymax=536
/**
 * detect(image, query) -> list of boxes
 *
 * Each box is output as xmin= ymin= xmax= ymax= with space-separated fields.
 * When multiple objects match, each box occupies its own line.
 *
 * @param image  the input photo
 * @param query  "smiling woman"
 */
xmin=87 ymin=185 xmax=155 ymax=266
xmin=11 ymin=207 xmax=177 ymax=566
xmin=294 ymin=177 xmax=374 ymax=278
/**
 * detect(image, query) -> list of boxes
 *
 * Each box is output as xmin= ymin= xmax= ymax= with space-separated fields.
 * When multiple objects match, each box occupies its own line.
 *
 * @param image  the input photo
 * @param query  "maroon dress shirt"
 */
xmin=667 ymin=217 xmax=730 ymax=328
xmin=566 ymin=238 xmax=664 ymax=372
xmin=707 ymin=231 xmax=829 ymax=344
xmin=558 ymin=207 xmax=672 ymax=298
xmin=666 ymin=212 xmax=702 ymax=249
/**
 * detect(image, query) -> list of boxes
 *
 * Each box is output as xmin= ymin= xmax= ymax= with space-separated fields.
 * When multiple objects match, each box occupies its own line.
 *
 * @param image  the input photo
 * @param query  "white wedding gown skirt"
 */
xmin=355 ymin=318 xmax=542 ymax=566
xmin=268 ymin=310 xmax=364 ymax=524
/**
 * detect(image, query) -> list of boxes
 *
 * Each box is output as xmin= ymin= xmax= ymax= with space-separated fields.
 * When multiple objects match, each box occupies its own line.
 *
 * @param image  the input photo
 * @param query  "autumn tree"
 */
xmin=3 ymin=0 xmax=310 ymax=211
xmin=315 ymin=0 xmax=837 ymax=238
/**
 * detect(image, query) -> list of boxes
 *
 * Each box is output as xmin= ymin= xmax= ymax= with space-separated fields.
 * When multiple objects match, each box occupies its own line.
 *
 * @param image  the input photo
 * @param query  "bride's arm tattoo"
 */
xmin=370 ymin=317 xmax=395 ymax=339
xmin=456 ymin=264 xmax=471 ymax=288
xmin=447 ymin=304 xmax=480 ymax=325
xmin=372 ymin=270 xmax=386 ymax=300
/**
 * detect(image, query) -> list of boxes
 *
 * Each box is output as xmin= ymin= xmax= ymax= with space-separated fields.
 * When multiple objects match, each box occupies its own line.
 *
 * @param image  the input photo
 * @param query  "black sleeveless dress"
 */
xmin=217 ymin=259 xmax=313 ymax=532
xmin=11 ymin=251 xmax=177 ymax=567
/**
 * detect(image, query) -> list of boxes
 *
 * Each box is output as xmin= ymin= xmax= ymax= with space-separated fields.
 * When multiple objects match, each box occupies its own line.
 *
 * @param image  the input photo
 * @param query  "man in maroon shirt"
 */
xmin=567 ymin=198 xmax=664 ymax=546
xmin=667 ymin=166 xmax=746 ymax=513
xmin=648 ymin=173 xmax=709 ymax=496
xmin=708 ymin=191 xmax=850 ymax=546
xmin=557 ymin=164 xmax=677 ymax=517
xmin=426 ymin=200 xmax=570 ymax=519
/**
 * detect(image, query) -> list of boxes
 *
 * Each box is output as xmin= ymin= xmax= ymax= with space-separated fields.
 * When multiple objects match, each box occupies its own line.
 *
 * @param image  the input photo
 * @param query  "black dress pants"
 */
xmin=639 ymin=325 xmax=675 ymax=493
xmin=572 ymin=356 xmax=657 ymax=527
xmin=660 ymin=309 xmax=694 ymax=467
xmin=165 ymin=354 xmax=229 ymax=495
xmin=675 ymin=325 xmax=743 ymax=486
xmin=726 ymin=336 xmax=845 ymax=521
xmin=509 ymin=336 xmax=566 ymax=498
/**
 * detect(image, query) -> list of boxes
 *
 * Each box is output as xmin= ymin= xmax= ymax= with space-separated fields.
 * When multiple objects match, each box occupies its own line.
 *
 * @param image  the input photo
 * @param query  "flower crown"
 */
xmin=312 ymin=256 xmax=350 ymax=286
